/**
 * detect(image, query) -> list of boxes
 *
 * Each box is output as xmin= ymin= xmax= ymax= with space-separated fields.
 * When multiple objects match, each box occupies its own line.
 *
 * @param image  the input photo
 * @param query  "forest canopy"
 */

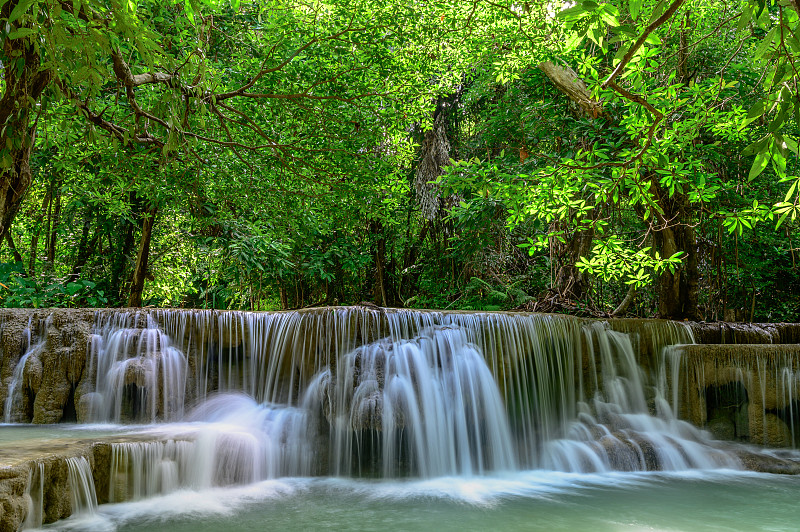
xmin=0 ymin=0 xmax=798 ymax=321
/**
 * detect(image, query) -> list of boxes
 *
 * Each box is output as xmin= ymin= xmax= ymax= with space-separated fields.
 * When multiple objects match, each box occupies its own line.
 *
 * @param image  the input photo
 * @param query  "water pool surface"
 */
xmin=37 ymin=471 xmax=800 ymax=532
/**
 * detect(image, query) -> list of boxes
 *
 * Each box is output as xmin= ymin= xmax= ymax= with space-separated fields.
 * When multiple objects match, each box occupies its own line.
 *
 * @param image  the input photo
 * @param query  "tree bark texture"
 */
xmin=371 ymin=220 xmax=389 ymax=306
xmin=4 ymin=232 xmax=23 ymax=265
xmin=0 ymin=8 xmax=52 ymax=241
xmin=28 ymin=188 xmax=51 ymax=277
xmin=649 ymin=172 xmax=699 ymax=320
xmin=46 ymin=187 xmax=61 ymax=265
xmin=69 ymin=214 xmax=100 ymax=282
xmin=127 ymin=208 xmax=157 ymax=307
xmin=553 ymin=222 xmax=595 ymax=300
xmin=539 ymin=61 xmax=603 ymax=118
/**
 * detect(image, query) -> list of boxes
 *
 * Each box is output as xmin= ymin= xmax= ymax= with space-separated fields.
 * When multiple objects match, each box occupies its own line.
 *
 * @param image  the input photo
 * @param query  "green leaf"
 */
xmin=784 ymin=136 xmax=799 ymax=156
xmin=776 ymin=210 xmax=791 ymax=229
xmin=753 ymin=27 xmax=777 ymax=59
xmin=768 ymin=105 xmax=787 ymax=133
xmin=784 ymin=179 xmax=798 ymax=203
xmin=629 ymin=0 xmax=643 ymax=20
xmin=558 ymin=6 xmax=587 ymax=20
xmin=598 ymin=7 xmax=620 ymax=27
xmin=183 ymin=0 xmax=195 ymax=23
xmin=742 ymin=136 xmax=768 ymax=157
xmin=749 ymin=149 xmax=770 ymax=181
xmin=565 ymin=31 xmax=587 ymax=50
xmin=644 ymin=33 xmax=662 ymax=45
xmin=737 ymin=3 xmax=753 ymax=31
xmin=8 ymin=0 xmax=37 ymax=23
xmin=66 ymin=283 xmax=83 ymax=296
xmin=746 ymin=100 xmax=766 ymax=120
xmin=6 ymin=28 xmax=36 ymax=39
xmin=772 ymin=150 xmax=787 ymax=178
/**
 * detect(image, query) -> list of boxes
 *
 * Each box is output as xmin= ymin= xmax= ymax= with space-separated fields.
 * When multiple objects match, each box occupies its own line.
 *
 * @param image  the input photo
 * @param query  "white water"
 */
xmin=76 ymin=317 xmax=737 ymax=511
xmin=311 ymin=326 xmax=516 ymax=477
xmin=21 ymin=462 xmax=44 ymax=530
xmin=3 ymin=317 xmax=42 ymax=423
xmin=66 ymin=456 xmax=98 ymax=515
xmin=86 ymin=314 xmax=186 ymax=423
xmin=5 ymin=308 xmax=800 ymax=530
xmin=29 ymin=471 xmax=800 ymax=532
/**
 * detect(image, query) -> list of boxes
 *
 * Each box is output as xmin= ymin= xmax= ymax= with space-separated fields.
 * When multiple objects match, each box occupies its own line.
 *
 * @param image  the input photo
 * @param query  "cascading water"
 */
xmin=3 ymin=317 xmax=42 ymax=423
xmin=21 ymin=461 xmax=44 ymax=530
xmin=542 ymin=323 xmax=738 ymax=472
xmin=310 ymin=326 xmax=517 ymax=477
xmin=664 ymin=342 xmax=800 ymax=448
xmin=84 ymin=313 xmax=187 ymax=423
xmin=3 ymin=307 xmax=800 ymax=532
xmin=74 ymin=309 xmax=740 ymax=479
xmin=61 ymin=310 xmax=738 ymax=470
xmin=106 ymin=395 xmax=317 ymax=502
xmin=66 ymin=456 xmax=98 ymax=515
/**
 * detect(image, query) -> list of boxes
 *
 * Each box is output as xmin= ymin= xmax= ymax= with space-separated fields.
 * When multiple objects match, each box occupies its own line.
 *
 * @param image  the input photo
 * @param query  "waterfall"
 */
xmin=66 ymin=456 xmax=98 ymax=515
xmin=108 ymin=400 xmax=315 ymax=501
xmin=110 ymin=440 xmax=192 ymax=501
xmin=540 ymin=322 xmax=738 ymax=472
xmin=66 ymin=309 xmax=756 ymax=472
xmin=665 ymin=343 xmax=800 ymax=447
xmin=4 ymin=307 xmax=800 ymax=532
xmin=308 ymin=326 xmax=517 ymax=477
xmin=4 ymin=309 xmax=799 ymax=485
xmin=3 ymin=317 xmax=43 ymax=423
xmin=21 ymin=462 xmax=44 ymax=530
xmin=85 ymin=312 xmax=187 ymax=422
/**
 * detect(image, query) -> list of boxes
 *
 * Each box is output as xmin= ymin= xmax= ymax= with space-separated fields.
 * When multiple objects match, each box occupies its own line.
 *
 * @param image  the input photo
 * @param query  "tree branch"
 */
xmin=602 ymin=0 xmax=687 ymax=89
xmin=539 ymin=60 xmax=604 ymax=117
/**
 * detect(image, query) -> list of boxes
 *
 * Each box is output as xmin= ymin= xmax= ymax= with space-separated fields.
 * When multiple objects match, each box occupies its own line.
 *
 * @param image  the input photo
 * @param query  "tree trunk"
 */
xmin=553 ymin=221 xmax=595 ymax=300
xmin=111 ymin=218 xmax=135 ymax=304
xmin=28 ymin=189 xmax=51 ymax=277
xmin=539 ymin=61 xmax=604 ymax=118
xmin=68 ymin=214 xmax=100 ymax=282
xmin=612 ymin=285 xmax=638 ymax=317
xmin=0 ymin=8 xmax=53 ymax=241
xmin=371 ymin=220 xmax=389 ymax=306
xmin=4 ymin=232 xmax=24 ymax=265
xmin=46 ymin=191 xmax=61 ymax=265
xmin=279 ymin=286 xmax=288 ymax=309
xmin=649 ymin=173 xmax=699 ymax=320
xmin=127 ymin=207 xmax=157 ymax=307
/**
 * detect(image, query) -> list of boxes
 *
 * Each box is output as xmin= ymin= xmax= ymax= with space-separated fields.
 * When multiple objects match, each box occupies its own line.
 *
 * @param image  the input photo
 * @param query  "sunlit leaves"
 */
xmin=574 ymin=236 xmax=685 ymax=288
xmin=559 ymin=0 xmax=621 ymax=51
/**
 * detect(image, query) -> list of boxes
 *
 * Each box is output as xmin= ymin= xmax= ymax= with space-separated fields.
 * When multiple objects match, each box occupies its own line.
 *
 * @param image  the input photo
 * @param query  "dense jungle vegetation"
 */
xmin=0 ymin=0 xmax=798 ymax=320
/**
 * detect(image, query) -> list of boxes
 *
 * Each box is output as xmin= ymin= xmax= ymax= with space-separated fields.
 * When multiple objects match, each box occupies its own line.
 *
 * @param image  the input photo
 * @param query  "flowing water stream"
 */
xmin=2 ymin=308 xmax=800 ymax=531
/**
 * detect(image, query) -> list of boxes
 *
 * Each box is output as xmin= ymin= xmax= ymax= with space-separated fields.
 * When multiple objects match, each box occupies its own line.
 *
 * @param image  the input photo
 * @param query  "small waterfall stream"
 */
xmin=21 ymin=461 xmax=44 ymax=529
xmin=3 ymin=317 xmax=42 ymax=423
xmin=66 ymin=456 xmax=98 ymax=515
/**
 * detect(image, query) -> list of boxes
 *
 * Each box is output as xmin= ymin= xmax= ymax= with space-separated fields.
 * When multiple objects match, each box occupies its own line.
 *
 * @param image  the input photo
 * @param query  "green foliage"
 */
xmin=0 ymin=0 xmax=797 ymax=321
xmin=0 ymin=263 xmax=108 ymax=308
